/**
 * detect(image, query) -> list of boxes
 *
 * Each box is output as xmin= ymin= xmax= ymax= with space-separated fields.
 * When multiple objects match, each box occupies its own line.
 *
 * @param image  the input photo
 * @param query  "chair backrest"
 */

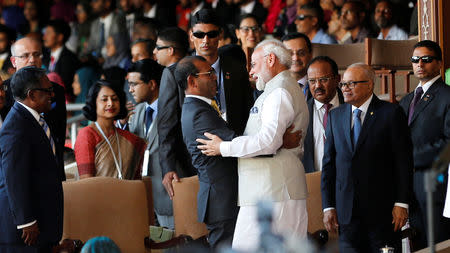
xmin=172 ymin=175 xmax=209 ymax=239
xmin=312 ymin=43 xmax=366 ymax=70
xmin=366 ymin=37 xmax=418 ymax=69
xmin=62 ymin=177 xmax=150 ymax=253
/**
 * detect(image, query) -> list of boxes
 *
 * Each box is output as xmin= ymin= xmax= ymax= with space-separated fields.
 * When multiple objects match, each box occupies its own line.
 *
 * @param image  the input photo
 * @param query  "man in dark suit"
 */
xmin=399 ymin=40 xmax=450 ymax=248
xmin=6 ymin=37 xmax=66 ymax=181
xmin=43 ymin=19 xmax=81 ymax=101
xmin=321 ymin=63 xmax=413 ymax=252
xmin=153 ymin=27 xmax=197 ymax=198
xmin=176 ymin=56 xmax=239 ymax=248
xmin=0 ymin=67 xmax=63 ymax=251
xmin=303 ymin=56 xmax=344 ymax=173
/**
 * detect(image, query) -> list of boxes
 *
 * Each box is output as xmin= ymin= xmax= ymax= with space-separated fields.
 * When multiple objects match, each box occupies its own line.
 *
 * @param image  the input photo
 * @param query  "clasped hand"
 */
xmin=197 ymin=132 xmax=222 ymax=156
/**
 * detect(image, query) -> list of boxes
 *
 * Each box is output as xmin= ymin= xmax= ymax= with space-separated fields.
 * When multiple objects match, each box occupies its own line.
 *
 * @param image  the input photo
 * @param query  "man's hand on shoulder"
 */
xmin=22 ymin=222 xmax=39 ymax=246
xmin=162 ymin=171 xmax=180 ymax=200
xmin=282 ymin=124 xmax=302 ymax=149
xmin=196 ymin=132 xmax=223 ymax=156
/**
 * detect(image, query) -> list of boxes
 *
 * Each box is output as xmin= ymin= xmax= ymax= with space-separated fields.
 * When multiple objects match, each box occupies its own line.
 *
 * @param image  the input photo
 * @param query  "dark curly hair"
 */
xmin=82 ymin=80 xmax=128 ymax=121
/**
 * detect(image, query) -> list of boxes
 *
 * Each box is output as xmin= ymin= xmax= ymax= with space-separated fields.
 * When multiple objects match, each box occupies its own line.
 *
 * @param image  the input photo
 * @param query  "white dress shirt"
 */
xmin=444 ymin=165 xmax=450 ymax=218
xmin=377 ymin=24 xmax=409 ymax=40
xmin=49 ymin=46 xmax=63 ymax=71
xmin=312 ymin=93 xmax=340 ymax=171
xmin=0 ymin=115 xmax=3 ymax=129
xmin=415 ymin=74 xmax=441 ymax=98
xmin=220 ymin=88 xmax=294 ymax=158
xmin=144 ymin=4 xmax=157 ymax=18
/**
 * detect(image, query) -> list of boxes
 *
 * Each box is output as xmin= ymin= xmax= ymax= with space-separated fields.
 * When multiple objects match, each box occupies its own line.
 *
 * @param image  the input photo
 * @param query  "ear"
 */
xmin=168 ymin=47 xmax=175 ymax=57
xmin=10 ymin=56 xmax=16 ymax=68
xmin=57 ymin=33 xmax=64 ymax=44
xmin=235 ymin=28 xmax=241 ymax=40
xmin=267 ymin=53 xmax=276 ymax=67
xmin=149 ymin=79 xmax=158 ymax=91
xmin=311 ymin=17 xmax=319 ymax=27
xmin=187 ymin=75 xmax=196 ymax=89
xmin=189 ymin=29 xmax=194 ymax=43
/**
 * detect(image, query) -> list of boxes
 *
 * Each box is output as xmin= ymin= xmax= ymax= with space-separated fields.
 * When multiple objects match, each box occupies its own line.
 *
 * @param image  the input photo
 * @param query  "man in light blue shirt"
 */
xmin=375 ymin=0 xmax=408 ymax=40
xmin=295 ymin=3 xmax=337 ymax=45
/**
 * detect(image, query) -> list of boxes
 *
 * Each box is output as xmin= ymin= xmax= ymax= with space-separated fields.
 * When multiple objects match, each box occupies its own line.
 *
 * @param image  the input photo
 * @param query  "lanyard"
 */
xmin=95 ymin=122 xmax=123 ymax=179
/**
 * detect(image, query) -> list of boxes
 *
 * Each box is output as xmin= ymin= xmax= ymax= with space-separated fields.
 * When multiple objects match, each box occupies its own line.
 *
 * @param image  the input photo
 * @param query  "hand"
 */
xmin=162 ymin=171 xmax=180 ymax=200
xmin=392 ymin=206 xmax=408 ymax=231
xmin=119 ymin=101 xmax=135 ymax=125
xmin=282 ymin=124 xmax=302 ymax=149
xmin=22 ymin=222 xmax=39 ymax=246
xmin=196 ymin=132 xmax=223 ymax=156
xmin=323 ymin=209 xmax=339 ymax=233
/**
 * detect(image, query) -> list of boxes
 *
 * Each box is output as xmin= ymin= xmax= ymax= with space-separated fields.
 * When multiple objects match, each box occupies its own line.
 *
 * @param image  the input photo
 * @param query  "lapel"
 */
xmin=342 ymin=104 xmax=353 ymax=152
xmin=353 ymin=96 xmax=379 ymax=155
xmin=146 ymin=118 xmax=158 ymax=150
xmin=409 ymin=79 xmax=442 ymax=125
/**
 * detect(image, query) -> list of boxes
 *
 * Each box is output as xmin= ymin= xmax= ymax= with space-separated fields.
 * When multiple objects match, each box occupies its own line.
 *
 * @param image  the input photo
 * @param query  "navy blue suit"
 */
xmin=0 ymin=102 xmax=63 ymax=249
xmin=303 ymin=89 xmax=344 ymax=173
xmin=181 ymin=96 xmax=239 ymax=247
xmin=399 ymin=78 xmax=450 ymax=248
xmin=321 ymin=95 xmax=413 ymax=252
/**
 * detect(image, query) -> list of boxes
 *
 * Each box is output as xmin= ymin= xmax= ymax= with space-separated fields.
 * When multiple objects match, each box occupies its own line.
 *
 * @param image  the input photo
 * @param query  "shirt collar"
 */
xmin=186 ymin=94 xmax=213 ymax=105
xmin=17 ymin=101 xmax=41 ymax=123
xmin=145 ymin=98 xmax=158 ymax=115
xmin=314 ymin=91 xmax=340 ymax=110
xmin=51 ymin=46 xmax=63 ymax=62
xmin=417 ymin=74 xmax=441 ymax=95
xmin=211 ymin=56 xmax=220 ymax=76
xmin=241 ymin=0 xmax=256 ymax=14
xmin=145 ymin=3 xmax=157 ymax=18
xmin=351 ymin=94 xmax=373 ymax=114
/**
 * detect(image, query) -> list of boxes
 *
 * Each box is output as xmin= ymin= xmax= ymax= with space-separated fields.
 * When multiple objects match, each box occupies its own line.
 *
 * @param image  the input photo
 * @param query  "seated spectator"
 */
xmin=69 ymin=0 xmax=94 ymax=58
xmin=375 ymin=0 xmax=408 ymax=40
xmin=235 ymin=14 xmax=263 ymax=67
xmin=219 ymin=24 xmax=238 ymax=48
xmin=101 ymin=67 xmax=127 ymax=88
xmin=341 ymin=0 xmax=371 ymax=44
xmin=74 ymin=80 xmax=146 ymax=179
xmin=50 ymin=0 xmax=76 ymax=24
xmin=295 ymin=2 xmax=337 ymax=44
xmin=272 ymin=0 xmax=297 ymax=38
xmin=81 ymin=237 xmax=121 ymax=253
xmin=18 ymin=0 xmax=45 ymax=38
xmin=73 ymin=67 xmax=101 ymax=104
xmin=132 ymin=17 xmax=158 ymax=42
xmin=103 ymin=33 xmax=131 ymax=70
xmin=327 ymin=7 xmax=351 ymax=44
xmin=320 ymin=0 xmax=335 ymax=23
xmin=0 ymin=24 xmax=15 ymax=75
xmin=131 ymin=39 xmax=155 ymax=63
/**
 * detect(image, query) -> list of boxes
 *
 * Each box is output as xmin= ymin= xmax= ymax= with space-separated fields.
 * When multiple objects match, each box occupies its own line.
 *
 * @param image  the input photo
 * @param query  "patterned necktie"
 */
xmin=145 ymin=107 xmax=154 ymax=134
xmin=408 ymin=86 xmax=423 ymax=125
xmin=49 ymin=56 xmax=55 ymax=72
xmin=352 ymin=109 xmax=362 ymax=147
xmin=39 ymin=116 xmax=56 ymax=155
xmin=211 ymin=100 xmax=221 ymax=115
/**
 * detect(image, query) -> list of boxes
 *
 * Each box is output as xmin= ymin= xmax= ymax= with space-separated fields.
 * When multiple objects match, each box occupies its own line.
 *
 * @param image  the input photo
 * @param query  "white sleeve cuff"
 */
xmin=219 ymin=141 xmax=232 ymax=157
xmin=394 ymin=202 xmax=409 ymax=209
xmin=323 ymin=207 xmax=335 ymax=213
xmin=17 ymin=220 xmax=37 ymax=229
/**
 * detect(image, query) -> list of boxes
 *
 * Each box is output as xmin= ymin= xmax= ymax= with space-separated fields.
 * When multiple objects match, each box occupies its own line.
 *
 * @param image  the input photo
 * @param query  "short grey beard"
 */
xmin=255 ymin=74 xmax=266 ymax=91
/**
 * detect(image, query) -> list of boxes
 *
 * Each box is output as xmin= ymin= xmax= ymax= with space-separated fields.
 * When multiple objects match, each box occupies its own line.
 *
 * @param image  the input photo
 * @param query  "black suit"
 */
xmin=0 ymin=102 xmax=63 ymax=249
xmin=303 ymin=89 xmax=344 ymax=173
xmin=321 ymin=95 xmax=413 ymax=252
xmin=181 ymin=96 xmax=239 ymax=247
xmin=399 ymin=78 xmax=450 ymax=248
xmin=43 ymin=47 xmax=81 ymax=100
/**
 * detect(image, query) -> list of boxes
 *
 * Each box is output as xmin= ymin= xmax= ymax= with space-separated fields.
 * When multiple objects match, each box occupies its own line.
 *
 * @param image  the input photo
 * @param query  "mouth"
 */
xmin=106 ymin=109 xmax=116 ymax=113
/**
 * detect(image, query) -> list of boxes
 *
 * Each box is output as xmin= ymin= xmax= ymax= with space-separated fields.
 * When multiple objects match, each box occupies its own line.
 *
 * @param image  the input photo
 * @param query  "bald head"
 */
xmin=341 ymin=63 xmax=374 ymax=107
xmin=10 ymin=37 xmax=43 ymax=70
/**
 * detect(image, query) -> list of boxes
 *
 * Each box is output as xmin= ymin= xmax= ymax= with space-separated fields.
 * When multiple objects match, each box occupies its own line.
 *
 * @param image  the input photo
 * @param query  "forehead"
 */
xmin=15 ymin=39 xmax=41 ymax=52
xmin=413 ymin=46 xmax=436 ymax=57
xmin=98 ymin=86 xmax=117 ymax=96
xmin=128 ymin=72 xmax=142 ymax=80
xmin=155 ymin=38 xmax=168 ymax=45
xmin=283 ymin=38 xmax=308 ymax=50
xmin=251 ymin=48 xmax=264 ymax=60
xmin=308 ymin=61 xmax=333 ymax=75
xmin=298 ymin=9 xmax=313 ymax=16
xmin=192 ymin=23 xmax=219 ymax=32
xmin=240 ymin=17 xmax=258 ymax=26
xmin=132 ymin=42 xmax=148 ymax=52
xmin=342 ymin=3 xmax=355 ymax=11
xmin=343 ymin=67 xmax=366 ymax=80
xmin=376 ymin=1 xmax=390 ymax=9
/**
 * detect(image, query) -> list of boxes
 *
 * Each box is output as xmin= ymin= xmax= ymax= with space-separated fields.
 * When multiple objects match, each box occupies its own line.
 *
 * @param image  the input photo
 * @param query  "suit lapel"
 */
xmin=409 ymin=80 xmax=441 ymax=125
xmin=342 ymin=104 xmax=353 ymax=152
xmin=354 ymin=96 xmax=379 ymax=154
xmin=146 ymin=119 xmax=158 ymax=149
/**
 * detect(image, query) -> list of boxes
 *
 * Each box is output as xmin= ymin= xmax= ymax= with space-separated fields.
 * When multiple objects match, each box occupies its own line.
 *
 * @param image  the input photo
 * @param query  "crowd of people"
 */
xmin=0 ymin=0 xmax=448 ymax=252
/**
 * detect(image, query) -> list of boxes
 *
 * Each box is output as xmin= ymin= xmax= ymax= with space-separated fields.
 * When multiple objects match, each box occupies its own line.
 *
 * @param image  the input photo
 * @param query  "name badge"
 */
xmin=250 ymin=107 xmax=259 ymax=114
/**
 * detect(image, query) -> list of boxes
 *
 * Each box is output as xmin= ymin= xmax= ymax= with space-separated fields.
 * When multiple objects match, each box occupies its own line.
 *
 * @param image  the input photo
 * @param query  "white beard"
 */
xmin=255 ymin=74 xmax=266 ymax=91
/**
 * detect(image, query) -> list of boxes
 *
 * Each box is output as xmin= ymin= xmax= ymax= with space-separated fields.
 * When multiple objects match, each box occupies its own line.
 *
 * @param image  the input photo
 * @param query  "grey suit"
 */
xmin=87 ymin=12 xmax=127 ymax=58
xmin=128 ymin=102 xmax=174 ymax=228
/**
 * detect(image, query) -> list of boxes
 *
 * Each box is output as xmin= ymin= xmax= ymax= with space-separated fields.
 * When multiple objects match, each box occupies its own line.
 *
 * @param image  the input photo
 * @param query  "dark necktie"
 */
xmin=145 ymin=107 xmax=154 ymax=134
xmin=99 ymin=22 xmax=105 ymax=50
xmin=408 ymin=86 xmax=423 ymax=125
xmin=39 ymin=116 xmax=56 ymax=155
xmin=323 ymin=103 xmax=332 ymax=129
xmin=352 ymin=109 xmax=362 ymax=147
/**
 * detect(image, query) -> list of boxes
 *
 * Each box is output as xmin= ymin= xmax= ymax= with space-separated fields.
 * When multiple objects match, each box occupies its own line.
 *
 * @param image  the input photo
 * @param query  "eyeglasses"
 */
xmin=128 ymin=81 xmax=145 ymax=88
xmin=339 ymin=80 xmax=369 ymax=89
xmin=31 ymin=87 xmax=54 ymax=93
xmin=411 ymin=55 xmax=439 ymax=63
xmin=239 ymin=26 xmax=261 ymax=33
xmin=14 ymin=52 xmax=43 ymax=60
xmin=192 ymin=30 xmax=220 ymax=39
xmin=296 ymin=14 xmax=314 ymax=21
xmin=0 ymin=85 xmax=7 ymax=92
xmin=308 ymin=75 xmax=335 ymax=85
xmin=155 ymin=45 xmax=172 ymax=51
xmin=193 ymin=68 xmax=216 ymax=78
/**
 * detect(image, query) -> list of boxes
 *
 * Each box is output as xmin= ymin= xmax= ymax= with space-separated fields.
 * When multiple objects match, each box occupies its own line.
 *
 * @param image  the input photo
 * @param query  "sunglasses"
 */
xmin=239 ymin=26 xmax=261 ymax=33
xmin=296 ymin=14 xmax=314 ymax=21
xmin=411 ymin=55 xmax=439 ymax=63
xmin=192 ymin=30 xmax=220 ymax=39
xmin=155 ymin=45 xmax=172 ymax=51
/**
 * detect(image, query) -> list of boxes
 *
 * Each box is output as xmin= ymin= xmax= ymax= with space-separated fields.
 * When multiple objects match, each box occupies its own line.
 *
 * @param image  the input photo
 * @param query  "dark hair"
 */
xmin=82 ymin=80 xmax=128 ymax=121
xmin=157 ymin=27 xmax=189 ymax=56
xmin=191 ymin=9 xmax=220 ymax=28
xmin=300 ymin=3 xmax=325 ymax=30
xmin=307 ymin=56 xmax=339 ymax=76
xmin=281 ymin=32 xmax=312 ymax=53
xmin=237 ymin=13 xmax=260 ymax=27
xmin=175 ymin=56 xmax=207 ymax=90
xmin=46 ymin=19 xmax=71 ymax=43
xmin=0 ymin=24 xmax=16 ymax=42
xmin=134 ymin=17 xmax=158 ymax=40
xmin=222 ymin=24 xmax=238 ymax=44
xmin=11 ymin=66 xmax=47 ymax=100
xmin=132 ymin=38 xmax=156 ymax=56
xmin=101 ymin=67 xmax=127 ymax=87
xmin=344 ymin=0 xmax=365 ymax=15
xmin=413 ymin=40 xmax=442 ymax=60
xmin=128 ymin=59 xmax=164 ymax=86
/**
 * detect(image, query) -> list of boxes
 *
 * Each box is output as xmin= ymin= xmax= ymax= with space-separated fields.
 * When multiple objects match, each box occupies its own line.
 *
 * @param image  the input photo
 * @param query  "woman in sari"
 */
xmin=74 ymin=80 xmax=146 ymax=179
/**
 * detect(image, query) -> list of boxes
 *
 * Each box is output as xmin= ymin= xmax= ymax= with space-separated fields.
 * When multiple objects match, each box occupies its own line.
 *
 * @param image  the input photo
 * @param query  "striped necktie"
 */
xmin=211 ymin=100 xmax=221 ymax=115
xmin=39 ymin=116 xmax=56 ymax=155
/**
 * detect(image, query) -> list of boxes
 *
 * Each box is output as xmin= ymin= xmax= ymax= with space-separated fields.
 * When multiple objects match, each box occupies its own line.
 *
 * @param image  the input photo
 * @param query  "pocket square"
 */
xmin=250 ymin=107 xmax=259 ymax=114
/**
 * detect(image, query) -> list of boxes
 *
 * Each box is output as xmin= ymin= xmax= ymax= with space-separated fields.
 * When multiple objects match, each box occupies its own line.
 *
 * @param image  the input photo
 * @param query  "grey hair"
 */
xmin=10 ymin=38 xmax=42 ymax=56
xmin=347 ymin=62 xmax=375 ymax=82
xmin=255 ymin=39 xmax=292 ymax=68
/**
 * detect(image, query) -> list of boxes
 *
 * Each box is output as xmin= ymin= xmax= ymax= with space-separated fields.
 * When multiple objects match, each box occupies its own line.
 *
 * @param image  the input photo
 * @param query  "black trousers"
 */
xmin=206 ymin=218 xmax=237 ymax=249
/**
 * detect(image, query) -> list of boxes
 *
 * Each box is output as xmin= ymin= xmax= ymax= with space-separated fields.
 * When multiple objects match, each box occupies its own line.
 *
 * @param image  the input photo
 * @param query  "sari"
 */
xmin=74 ymin=125 xmax=146 ymax=179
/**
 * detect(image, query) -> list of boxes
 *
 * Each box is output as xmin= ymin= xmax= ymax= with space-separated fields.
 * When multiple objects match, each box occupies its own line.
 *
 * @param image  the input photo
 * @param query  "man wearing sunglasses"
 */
xmin=399 ymin=40 xmax=450 ymax=249
xmin=321 ymin=63 xmax=413 ymax=252
xmin=302 ymin=56 xmax=343 ymax=173
xmin=295 ymin=3 xmax=337 ymax=45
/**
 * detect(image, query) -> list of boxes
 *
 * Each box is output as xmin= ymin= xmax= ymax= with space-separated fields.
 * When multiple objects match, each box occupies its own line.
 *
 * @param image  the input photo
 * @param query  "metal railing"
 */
xmin=66 ymin=103 xmax=86 ymax=149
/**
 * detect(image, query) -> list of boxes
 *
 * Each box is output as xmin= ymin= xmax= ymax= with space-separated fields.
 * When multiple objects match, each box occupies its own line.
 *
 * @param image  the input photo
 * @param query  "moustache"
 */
xmin=314 ymin=88 xmax=325 ymax=94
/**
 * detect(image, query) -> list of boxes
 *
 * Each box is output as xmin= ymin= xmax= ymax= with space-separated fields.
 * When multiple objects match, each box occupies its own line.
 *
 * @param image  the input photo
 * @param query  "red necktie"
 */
xmin=323 ymin=103 xmax=332 ymax=129
xmin=50 ymin=56 xmax=55 ymax=71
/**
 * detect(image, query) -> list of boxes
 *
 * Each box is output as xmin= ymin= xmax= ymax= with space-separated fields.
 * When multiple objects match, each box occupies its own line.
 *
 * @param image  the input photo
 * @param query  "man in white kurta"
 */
xmin=197 ymin=39 xmax=309 ymax=251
